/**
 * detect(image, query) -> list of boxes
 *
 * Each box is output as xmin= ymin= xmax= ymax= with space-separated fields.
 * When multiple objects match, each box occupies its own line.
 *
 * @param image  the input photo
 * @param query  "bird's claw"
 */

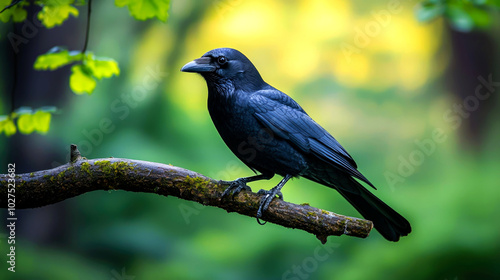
xmin=256 ymin=188 xmax=284 ymax=225
xmin=257 ymin=189 xmax=283 ymax=200
xmin=220 ymin=178 xmax=252 ymax=198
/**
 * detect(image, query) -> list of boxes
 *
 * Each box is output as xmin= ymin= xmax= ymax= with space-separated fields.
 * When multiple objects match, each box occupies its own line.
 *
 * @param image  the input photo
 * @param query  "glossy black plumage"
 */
xmin=181 ymin=48 xmax=411 ymax=241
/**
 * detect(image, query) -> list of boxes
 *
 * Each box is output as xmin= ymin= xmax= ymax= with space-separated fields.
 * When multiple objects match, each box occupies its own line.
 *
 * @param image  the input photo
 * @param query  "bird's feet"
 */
xmin=256 ymin=187 xmax=284 ymax=224
xmin=220 ymin=178 xmax=252 ymax=198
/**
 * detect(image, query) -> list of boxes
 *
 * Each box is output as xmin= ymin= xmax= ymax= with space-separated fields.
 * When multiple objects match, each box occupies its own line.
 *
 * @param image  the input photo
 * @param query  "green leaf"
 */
xmin=37 ymin=2 xmax=79 ymax=28
xmin=86 ymin=57 xmax=120 ymax=79
xmin=33 ymin=110 xmax=51 ymax=134
xmin=70 ymin=64 xmax=96 ymax=94
xmin=1 ymin=118 xmax=17 ymax=136
xmin=0 ymin=107 xmax=55 ymax=136
xmin=34 ymin=47 xmax=74 ymax=70
xmin=0 ymin=0 xmax=28 ymax=23
xmin=115 ymin=0 xmax=170 ymax=21
xmin=35 ymin=48 xmax=119 ymax=94
xmin=17 ymin=113 xmax=35 ymax=134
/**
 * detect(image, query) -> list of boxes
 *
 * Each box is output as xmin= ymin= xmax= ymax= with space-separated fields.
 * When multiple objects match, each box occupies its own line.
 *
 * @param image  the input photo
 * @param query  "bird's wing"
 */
xmin=250 ymin=90 xmax=375 ymax=189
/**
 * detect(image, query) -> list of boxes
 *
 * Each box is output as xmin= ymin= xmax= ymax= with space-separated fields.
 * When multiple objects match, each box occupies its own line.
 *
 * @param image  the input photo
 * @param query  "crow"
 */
xmin=181 ymin=48 xmax=411 ymax=241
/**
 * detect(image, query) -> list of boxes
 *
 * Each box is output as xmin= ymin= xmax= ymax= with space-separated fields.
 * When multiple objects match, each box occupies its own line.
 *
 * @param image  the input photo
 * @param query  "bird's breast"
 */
xmin=207 ymin=93 xmax=307 ymax=176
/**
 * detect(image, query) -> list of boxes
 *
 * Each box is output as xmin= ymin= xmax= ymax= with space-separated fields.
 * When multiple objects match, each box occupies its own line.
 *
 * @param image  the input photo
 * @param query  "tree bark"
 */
xmin=0 ymin=145 xmax=373 ymax=244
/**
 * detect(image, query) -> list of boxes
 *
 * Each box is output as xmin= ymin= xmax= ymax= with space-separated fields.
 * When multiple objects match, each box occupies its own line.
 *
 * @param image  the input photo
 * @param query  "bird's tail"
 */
xmin=305 ymin=173 xmax=411 ymax=241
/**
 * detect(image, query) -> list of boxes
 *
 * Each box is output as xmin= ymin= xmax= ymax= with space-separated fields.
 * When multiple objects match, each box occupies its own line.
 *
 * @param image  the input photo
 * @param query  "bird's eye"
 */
xmin=217 ymin=56 xmax=228 ymax=66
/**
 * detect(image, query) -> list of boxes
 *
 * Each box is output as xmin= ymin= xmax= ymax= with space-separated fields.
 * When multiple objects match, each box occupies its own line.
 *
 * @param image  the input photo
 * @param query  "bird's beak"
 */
xmin=181 ymin=57 xmax=216 ymax=73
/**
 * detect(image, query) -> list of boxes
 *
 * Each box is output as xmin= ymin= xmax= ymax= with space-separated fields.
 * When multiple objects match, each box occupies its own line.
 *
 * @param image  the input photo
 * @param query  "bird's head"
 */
xmin=181 ymin=48 xmax=266 ymax=91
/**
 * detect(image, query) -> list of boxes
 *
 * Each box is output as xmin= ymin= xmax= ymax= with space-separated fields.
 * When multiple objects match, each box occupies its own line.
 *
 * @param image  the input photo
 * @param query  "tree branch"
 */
xmin=0 ymin=145 xmax=373 ymax=243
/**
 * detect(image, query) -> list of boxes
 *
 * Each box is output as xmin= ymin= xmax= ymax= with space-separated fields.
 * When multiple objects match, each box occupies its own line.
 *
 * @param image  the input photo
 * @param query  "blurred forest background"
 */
xmin=1 ymin=0 xmax=500 ymax=279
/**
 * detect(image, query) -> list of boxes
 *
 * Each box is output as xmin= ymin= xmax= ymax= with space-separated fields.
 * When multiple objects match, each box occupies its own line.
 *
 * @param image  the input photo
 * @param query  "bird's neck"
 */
xmin=207 ymin=81 xmax=236 ymax=115
xmin=207 ymin=79 xmax=235 ymax=99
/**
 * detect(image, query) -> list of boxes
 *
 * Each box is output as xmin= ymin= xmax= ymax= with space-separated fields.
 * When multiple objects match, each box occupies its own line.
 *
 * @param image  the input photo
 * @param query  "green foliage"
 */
xmin=70 ymin=64 xmax=97 ymax=94
xmin=115 ymin=0 xmax=170 ymax=21
xmin=416 ymin=0 xmax=500 ymax=32
xmin=1 ymin=0 xmax=172 ymax=27
xmin=0 ymin=106 xmax=56 ymax=136
xmin=0 ymin=0 xmax=167 ymax=137
xmin=34 ymin=47 xmax=120 ymax=95
xmin=0 ymin=0 xmax=80 ymax=27
xmin=33 ymin=47 xmax=82 ymax=70
xmin=37 ymin=0 xmax=80 ymax=28
xmin=85 ymin=56 xmax=121 ymax=79
xmin=0 ymin=116 xmax=16 ymax=136
xmin=0 ymin=0 xmax=28 ymax=22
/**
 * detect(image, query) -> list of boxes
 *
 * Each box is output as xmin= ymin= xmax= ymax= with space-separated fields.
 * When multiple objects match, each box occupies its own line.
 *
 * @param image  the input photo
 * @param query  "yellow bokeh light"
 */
xmin=331 ymin=52 xmax=371 ymax=87
xmin=177 ymin=0 xmax=446 ymax=115
xmin=297 ymin=0 xmax=352 ymax=40
xmin=215 ymin=0 xmax=285 ymax=44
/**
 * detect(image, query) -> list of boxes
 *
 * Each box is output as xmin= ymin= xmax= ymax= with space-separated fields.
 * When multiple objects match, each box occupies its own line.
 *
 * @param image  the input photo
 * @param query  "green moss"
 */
xmin=80 ymin=162 xmax=92 ymax=175
xmin=29 ymin=172 xmax=34 ymax=177
xmin=300 ymin=202 xmax=310 ymax=206
xmin=95 ymin=160 xmax=135 ymax=175
xmin=57 ymin=170 xmax=66 ymax=180
xmin=306 ymin=211 xmax=316 ymax=217
xmin=113 ymin=161 xmax=135 ymax=172
xmin=321 ymin=209 xmax=329 ymax=215
xmin=184 ymin=175 xmax=210 ymax=191
xmin=95 ymin=160 xmax=112 ymax=173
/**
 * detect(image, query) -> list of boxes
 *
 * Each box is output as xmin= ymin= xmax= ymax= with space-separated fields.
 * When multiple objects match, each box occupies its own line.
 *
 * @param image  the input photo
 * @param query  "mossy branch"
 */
xmin=0 ymin=145 xmax=373 ymax=243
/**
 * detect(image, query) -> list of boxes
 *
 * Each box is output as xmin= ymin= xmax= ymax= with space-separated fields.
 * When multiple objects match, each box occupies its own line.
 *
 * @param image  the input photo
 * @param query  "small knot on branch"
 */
xmin=70 ymin=144 xmax=82 ymax=163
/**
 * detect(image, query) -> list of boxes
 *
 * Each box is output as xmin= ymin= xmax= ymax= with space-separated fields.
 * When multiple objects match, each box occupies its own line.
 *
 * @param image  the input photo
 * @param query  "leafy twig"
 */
xmin=0 ymin=0 xmax=24 ymax=14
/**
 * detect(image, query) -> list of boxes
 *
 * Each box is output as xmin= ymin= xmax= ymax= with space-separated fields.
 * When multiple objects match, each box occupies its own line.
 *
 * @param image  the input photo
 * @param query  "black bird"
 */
xmin=181 ymin=48 xmax=411 ymax=241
